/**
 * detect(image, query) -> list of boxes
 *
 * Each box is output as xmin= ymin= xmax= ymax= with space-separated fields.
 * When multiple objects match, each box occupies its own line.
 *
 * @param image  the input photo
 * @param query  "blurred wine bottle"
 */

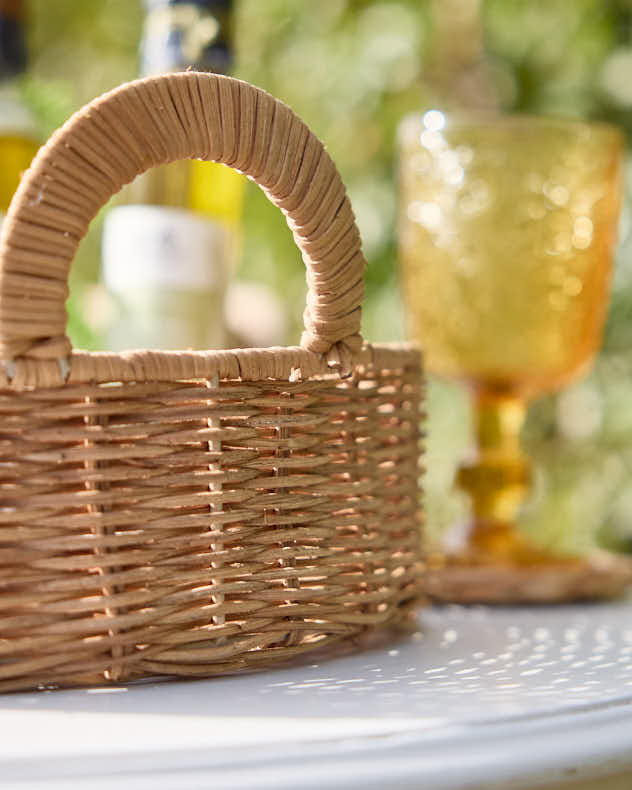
xmin=423 ymin=0 xmax=496 ymax=113
xmin=0 ymin=0 xmax=39 ymax=226
xmin=102 ymin=0 xmax=243 ymax=350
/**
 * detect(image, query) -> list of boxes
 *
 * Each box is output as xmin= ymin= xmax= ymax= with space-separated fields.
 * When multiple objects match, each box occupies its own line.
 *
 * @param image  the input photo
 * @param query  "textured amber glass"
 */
xmin=399 ymin=114 xmax=624 ymax=397
xmin=398 ymin=113 xmax=624 ymax=561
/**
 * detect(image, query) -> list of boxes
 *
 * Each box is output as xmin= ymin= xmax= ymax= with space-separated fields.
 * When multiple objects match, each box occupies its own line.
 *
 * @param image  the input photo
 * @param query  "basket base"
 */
xmin=423 ymin=550 xmax=632 ymax=604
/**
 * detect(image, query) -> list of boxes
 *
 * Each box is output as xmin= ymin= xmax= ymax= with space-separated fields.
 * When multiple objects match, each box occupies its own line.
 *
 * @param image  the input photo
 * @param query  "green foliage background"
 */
xmin=21 ymin=0 xmax=632 ymax=552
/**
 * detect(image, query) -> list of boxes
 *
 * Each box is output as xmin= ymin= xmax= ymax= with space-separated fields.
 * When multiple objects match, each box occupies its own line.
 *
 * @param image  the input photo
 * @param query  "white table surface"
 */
xmin=3 ymin=598 xmax=632 ymax=790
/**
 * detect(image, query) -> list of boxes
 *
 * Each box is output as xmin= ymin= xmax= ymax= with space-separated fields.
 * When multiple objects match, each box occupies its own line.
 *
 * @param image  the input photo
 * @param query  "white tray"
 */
xmin=3 ymin=597 xmax=632 ymax=789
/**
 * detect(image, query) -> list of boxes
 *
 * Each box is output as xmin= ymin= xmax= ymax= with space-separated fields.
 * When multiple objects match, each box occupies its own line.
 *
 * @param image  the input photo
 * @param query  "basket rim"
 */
xmin=0 ymin=341 xmax=421 ymax=390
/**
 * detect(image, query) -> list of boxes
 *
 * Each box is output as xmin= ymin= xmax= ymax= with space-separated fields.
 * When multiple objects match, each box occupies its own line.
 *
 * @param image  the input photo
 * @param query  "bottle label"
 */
xmin=102 ymin=205 xmax=230 ymax=292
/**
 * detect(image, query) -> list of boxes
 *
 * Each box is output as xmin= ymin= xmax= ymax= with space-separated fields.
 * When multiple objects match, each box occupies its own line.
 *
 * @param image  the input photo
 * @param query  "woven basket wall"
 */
xmin=0 ymin=72 xmax=424 ymax=692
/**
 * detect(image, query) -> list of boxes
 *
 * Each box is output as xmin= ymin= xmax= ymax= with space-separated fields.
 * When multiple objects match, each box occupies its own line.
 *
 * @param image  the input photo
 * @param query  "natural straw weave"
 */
xmin=0 ymin=72 xmax=424 ymax=692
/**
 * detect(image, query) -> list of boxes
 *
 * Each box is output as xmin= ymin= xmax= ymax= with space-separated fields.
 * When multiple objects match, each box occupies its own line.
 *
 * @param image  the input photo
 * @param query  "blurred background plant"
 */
xmin=20 ymin=0 xmax=632 ymax=554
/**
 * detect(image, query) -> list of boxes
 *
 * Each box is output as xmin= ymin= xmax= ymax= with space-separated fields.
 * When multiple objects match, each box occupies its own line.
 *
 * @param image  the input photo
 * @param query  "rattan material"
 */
xmin=0 ymin=73 xmax=424 ymax=692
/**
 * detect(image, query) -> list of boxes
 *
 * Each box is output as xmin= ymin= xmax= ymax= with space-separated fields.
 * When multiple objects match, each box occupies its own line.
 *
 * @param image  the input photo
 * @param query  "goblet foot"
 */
xmin=423 ymin=541 xmax=632 ymax=604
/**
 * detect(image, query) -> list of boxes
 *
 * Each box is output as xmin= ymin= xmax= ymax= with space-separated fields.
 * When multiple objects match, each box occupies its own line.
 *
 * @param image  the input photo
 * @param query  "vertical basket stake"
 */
xmin=278 ymin=389 xmax=300 ymax=646
xmin=84 ymin=395 xmax=124 ymax=682
xmin=207 ymin=374 xmax=226 ymax=644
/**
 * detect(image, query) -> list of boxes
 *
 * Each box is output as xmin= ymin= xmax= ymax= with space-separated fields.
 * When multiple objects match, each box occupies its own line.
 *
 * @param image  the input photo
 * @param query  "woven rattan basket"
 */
xmin=0 ymin=72 xmax=424 ymax=692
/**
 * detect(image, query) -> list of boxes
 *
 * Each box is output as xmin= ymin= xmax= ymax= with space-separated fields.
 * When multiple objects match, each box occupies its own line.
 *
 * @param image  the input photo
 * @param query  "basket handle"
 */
xmin=0 ymin=72 xmax=365 ymax=370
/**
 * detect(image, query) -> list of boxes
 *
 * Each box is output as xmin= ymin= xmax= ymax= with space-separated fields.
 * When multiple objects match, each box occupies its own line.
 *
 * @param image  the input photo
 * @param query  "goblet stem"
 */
xmin=456 ymin=390 xmax=535 ymax=563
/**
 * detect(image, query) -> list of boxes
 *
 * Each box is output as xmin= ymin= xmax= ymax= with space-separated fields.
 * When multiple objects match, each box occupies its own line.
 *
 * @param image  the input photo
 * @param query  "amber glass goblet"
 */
xmin=398 ymin=112 xmax=629 ymax=602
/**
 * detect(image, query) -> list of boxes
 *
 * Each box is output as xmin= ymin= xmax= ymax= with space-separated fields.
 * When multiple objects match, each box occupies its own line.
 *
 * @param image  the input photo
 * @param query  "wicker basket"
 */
xmin=0 ymin=72 xmax=424 ymax=692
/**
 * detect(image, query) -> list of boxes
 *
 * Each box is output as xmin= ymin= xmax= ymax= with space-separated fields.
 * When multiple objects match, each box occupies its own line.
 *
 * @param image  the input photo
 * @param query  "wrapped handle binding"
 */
xmin=0 ymin=72 xmax=366 ymax=370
